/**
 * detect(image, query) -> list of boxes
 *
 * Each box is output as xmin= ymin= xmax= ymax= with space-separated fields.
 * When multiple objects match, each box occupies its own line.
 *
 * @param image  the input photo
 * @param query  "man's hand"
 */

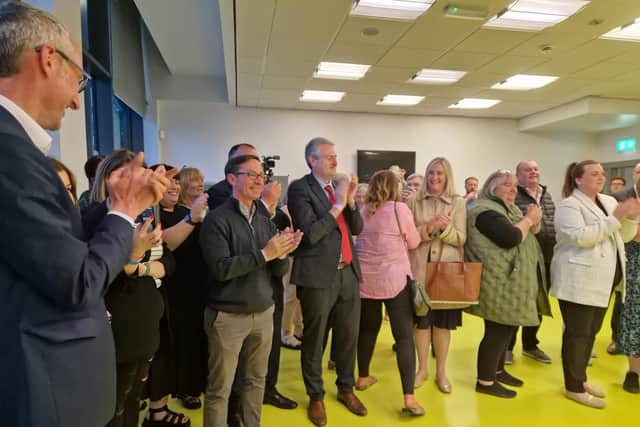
xmin=346 ymin=173 xmax=358 ymax=206
xmin=261 ymin=181 xmax=282 ymax=215
xmin=107 ymin=152 xmax=180 ymax=218
xmin=525 ymin=204 xmax=542 ymax=226
xmin=401 ymin=185 xmax=417 ymax=202
xmin=333 ymin=174 xmax=349 ymax=207
xmin=262 ymin=228 xmax=304 ymax=261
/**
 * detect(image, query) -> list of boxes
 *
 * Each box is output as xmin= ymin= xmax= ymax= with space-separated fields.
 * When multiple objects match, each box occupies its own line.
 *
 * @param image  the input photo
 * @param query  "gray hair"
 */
xmin=90 ymin=150 xmax=136 ymax=203
xmin=304 ymin=137 xmax=334 ymax=169
xmin=0 ymin=2 xmax=69 ymax=77
xmin=478 ymin=169 xmax=516 ymax=199
xmin=406 ymin=173 xmax=424 ymax=182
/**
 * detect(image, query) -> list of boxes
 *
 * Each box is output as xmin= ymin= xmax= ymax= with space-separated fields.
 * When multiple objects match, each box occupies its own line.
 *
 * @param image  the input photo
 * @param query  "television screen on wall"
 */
xmin=357 ymin=150 xmax=416 ymax=184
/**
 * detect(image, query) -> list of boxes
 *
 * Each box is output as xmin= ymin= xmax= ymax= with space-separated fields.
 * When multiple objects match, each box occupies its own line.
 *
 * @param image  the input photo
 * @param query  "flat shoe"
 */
xmin=583 ymin=382 xmax=605 ymax=398
xmin=414 ymin=372 xmax=428 ymax=389
xmin=402 ymin=404 xmax=425 ymax=416
xmin=355 ymin=376 xmax=378 ymax=391
xmin=436 ymin=376 xmax=452 ymax=393
xmin=566 ymin=391 xmax=605 ymax=409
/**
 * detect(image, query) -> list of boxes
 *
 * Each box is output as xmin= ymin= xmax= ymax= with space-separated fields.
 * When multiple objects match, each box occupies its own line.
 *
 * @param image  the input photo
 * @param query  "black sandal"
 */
xmin=142 ymin=405 xmax=191 ymax=427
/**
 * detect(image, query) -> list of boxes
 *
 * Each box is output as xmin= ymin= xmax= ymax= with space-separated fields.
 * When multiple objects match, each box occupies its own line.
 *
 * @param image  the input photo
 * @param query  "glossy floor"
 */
xmin=150 ymin=299 xmax=635 ymax=427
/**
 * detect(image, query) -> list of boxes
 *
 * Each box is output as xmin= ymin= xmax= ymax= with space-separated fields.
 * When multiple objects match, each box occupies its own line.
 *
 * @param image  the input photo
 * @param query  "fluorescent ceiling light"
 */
xmin=314 ymin=62 xmax=371 ymax=80
xmin=484 ymin=0 xmax=590 ymax=31
xmin=492 ymin=74 xmax=559 ymax=90
xmin=600 ymin=18 xmax=640 ymax=42
xmin=300 ymin=90 xmax=345 ymax=103
xmin=377 ymin=94 xmax=425 ymax=106
xmin=449 ymin=98 xmax=501 ymax=109
xmin=410 ymin=68 xmax=467 ymax=84
xmin=351 ymin=0 xmax=435 ymax=21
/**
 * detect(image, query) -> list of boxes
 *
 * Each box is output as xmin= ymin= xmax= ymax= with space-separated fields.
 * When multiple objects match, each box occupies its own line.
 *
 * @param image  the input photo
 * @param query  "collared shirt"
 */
xmin=313 ymin=173 xmax=333 ymax=202
xmin=238 ymin=199 xmax=257 ymax=224
xmin=0 ymin=94 xmax=52 ymax=153
xmin=525 ymin=184 xmax=543 ymax=205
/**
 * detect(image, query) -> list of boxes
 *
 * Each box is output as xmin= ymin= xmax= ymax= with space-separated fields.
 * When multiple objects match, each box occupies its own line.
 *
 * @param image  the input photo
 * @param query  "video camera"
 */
xmin=261 ymin=155 xmax=280 ymax=183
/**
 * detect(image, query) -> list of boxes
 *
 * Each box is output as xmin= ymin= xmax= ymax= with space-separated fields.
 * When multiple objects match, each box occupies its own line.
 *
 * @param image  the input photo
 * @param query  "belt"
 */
xmin=337 ymin=261 xmax=349 ymax=270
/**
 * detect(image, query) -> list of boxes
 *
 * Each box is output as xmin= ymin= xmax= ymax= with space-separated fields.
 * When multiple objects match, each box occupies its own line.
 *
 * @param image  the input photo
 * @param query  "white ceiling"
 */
xmin=140 ymin=0 xmax=640 ymax=132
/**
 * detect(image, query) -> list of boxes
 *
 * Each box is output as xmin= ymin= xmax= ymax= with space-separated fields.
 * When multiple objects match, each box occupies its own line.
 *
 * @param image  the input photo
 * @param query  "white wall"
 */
xmin=158 ymin=101 xmax=597 ymax=200
xmin=594 ymin=125 xmax=640 ymax=164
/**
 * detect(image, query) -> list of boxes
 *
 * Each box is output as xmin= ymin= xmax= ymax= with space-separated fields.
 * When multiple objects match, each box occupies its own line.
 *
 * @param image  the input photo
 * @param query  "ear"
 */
xmin=227 ymin=172 xmax=237 ymax=187
xmin=36 ymin=44 xmax=57 ymax=78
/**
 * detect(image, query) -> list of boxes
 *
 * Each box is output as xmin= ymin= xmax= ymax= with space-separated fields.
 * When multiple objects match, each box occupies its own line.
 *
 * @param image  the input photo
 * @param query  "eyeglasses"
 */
xmin=35 ymin=45 xmax=92 ymax=93
xmin=235 ymin=171 xmax=265 ymax=181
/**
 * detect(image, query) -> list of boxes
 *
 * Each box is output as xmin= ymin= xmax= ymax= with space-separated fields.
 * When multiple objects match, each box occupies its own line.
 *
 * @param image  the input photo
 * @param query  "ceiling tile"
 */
xmin=431 ymin=51 xmax=497 ymax=71
xmin=397 ymin=13 xmax=482 ymax=50
xmin=324 ymin=43 xmax=389 ymax=64
xmin=571 ymin=62 xmax=639 ymax=80
xmin=363 ymin=66 xmax=415 ymax=83
xmin=237 ymin=56 xmax=264 ymax=74
xmin=334 ymin=16 xmax=411 ymax=46
xmin=377 ymin=47 xmax=444 ymax=68
xmin=270 ymin=0 xmax=351 ymax=40
xmin=478 ymin=55 xmax=549 ymax=74
xmin=268 ymin=38 xmax=329 ymax=61
xmin=261 ymin=75 xmax=308 ymax=90
xmin=454 ymin=29 xmax=535 ymax=55
xmin=263 ymin=58 xmax=317 ymax=77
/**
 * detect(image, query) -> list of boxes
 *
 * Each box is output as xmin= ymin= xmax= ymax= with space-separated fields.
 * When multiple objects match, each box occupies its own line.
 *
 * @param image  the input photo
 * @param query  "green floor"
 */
xmin=152 ymin=299 xmax=635 ymax=427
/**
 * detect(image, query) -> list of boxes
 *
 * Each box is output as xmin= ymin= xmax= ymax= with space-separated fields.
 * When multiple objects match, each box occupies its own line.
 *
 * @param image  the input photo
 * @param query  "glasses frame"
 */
xmin=34 ymin=45 xmax=92 ymax=93
xmin=234 ymin=171 xmax=266 ymax=181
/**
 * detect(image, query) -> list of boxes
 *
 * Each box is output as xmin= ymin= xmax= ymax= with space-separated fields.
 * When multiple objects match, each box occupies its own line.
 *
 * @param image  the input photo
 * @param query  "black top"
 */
xmin=83 ymin=201 xmax=174 ymax=363
xmin=160 ymin=205 xmax=208 ymax=306
xmin=199 ymin=198 xmax=289 ymax=313
xmin=476 ymin=209 xmax=523 ymax=249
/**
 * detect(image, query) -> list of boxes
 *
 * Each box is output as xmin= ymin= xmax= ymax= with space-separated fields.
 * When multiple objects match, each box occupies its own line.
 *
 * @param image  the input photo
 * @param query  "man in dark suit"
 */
xmin=287 ymin=137 xmax=366 ymax=426
xmin=0 ymin=4 xmax=174 ymax=426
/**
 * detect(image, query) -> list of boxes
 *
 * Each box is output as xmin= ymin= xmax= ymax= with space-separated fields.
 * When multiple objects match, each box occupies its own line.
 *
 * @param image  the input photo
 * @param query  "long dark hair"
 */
xmin=562 ymin=160 xmax=599 ymax=198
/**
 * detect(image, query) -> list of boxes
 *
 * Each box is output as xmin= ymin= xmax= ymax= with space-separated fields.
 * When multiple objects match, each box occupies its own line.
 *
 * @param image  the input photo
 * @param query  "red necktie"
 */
xmin=325 ymin=185 xmax=353 ymax=264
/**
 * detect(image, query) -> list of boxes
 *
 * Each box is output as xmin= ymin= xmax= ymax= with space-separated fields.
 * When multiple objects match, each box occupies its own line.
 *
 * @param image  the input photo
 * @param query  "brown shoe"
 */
xmin=307 ymin=399 xmax=327 ymax=426
xmin=337 ymin=391 xmax=367 ymax=416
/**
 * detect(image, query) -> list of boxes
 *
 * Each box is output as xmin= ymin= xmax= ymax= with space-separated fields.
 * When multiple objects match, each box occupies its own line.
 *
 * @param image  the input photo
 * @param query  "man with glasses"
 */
xmin=287 ymin=137 xmax=366 ymax=426
xmin=0 ymin=3 xmax=176 ymax=427
xmin=199 ymin=154 xmax=302 ymax=427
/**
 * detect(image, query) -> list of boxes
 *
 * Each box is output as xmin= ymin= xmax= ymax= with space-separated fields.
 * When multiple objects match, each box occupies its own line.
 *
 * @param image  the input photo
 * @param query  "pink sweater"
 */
xmin=356 ymin=201 xmax=420 ymax=299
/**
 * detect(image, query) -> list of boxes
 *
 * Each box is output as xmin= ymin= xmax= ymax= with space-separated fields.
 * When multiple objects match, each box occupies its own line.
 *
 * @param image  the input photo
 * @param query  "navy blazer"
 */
xmin=287 ymin=174 xmax=362 ymax=288
xmin=0 ymin=107 xmax=134 ymax=427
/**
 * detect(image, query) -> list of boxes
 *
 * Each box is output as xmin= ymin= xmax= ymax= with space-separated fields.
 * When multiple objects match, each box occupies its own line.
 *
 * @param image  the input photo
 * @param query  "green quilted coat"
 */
xmin=465 ymin=197 xmax=551 ymax=326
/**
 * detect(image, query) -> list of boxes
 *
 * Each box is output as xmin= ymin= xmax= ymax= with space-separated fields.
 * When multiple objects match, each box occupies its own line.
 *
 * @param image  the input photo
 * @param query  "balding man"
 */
xmin=0 ymin=3 xmax=174 ymax=426
xmin=506 ymin=160 xmax=555 ymax=365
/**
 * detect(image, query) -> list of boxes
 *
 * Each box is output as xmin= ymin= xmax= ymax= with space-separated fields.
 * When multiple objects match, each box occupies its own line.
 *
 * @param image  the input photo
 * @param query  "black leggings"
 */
xmin=357 ymin=285 xmax=415 ymax=394
xmin=477 ymin=319 xmax=517 ymax=382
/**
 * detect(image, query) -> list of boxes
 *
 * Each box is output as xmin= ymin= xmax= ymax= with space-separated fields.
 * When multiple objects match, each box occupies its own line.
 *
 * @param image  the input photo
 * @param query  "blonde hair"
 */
xmin=418 ymin=157 xmax=458 ymax=198
xmin=365 ymin=170 xmax=401 ymax=215
xmin=178 ymin=167 xmax=204 ymax=204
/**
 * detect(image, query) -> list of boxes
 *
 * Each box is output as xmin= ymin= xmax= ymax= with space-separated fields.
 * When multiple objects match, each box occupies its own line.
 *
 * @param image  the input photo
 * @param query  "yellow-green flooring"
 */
xmin=153 ymin=300 xmax=635 ymax=426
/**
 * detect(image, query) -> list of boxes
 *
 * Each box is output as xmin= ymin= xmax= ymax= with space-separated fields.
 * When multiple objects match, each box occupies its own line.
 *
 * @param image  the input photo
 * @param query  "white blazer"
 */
xmin=550 ymin=189 xmax=637 ymax=307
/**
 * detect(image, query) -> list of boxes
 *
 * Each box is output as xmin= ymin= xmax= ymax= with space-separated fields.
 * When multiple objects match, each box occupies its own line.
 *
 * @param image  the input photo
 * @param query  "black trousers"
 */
xmin=106 ymin=359 xmax=151 ymax=427
xmin=144 ymin=313 xmax=172 ymax=401
xmin=611 ymin=291 xmax=623 ymax=342
xmin=507 ymin=319 xmax=541 ymax=352
xmin=358 ymin=285 xmax=415 ymax=394
xmin=298 ymin=264 xmax=360 ymax=400
xmin=558 ymin=300 xmax=607 ymax=392
xmin=477 ymin=320 xmax=517 ymax=382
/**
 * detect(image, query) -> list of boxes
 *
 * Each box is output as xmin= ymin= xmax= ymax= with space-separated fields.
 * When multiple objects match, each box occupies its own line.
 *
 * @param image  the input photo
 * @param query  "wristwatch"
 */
xmin=184 ymin=212 xmax=198 ymax=226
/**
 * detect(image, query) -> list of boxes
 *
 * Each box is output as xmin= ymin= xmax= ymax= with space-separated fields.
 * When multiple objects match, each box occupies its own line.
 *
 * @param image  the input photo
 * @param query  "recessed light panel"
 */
xmin=410 ymin=68 xmax=467 ymax=85
xmin=377 ymin=94 xmax=425 ymax=106
xmin=351 ymin=0 xmax=435 ymax=21
xmin=492 ymin=74 xmax=559 ymax=90
xmin=314 ymin=62 xmax=371 ymax=80
xmin=300 ymin=90 xmax=345 ymax=103
xmin=484 ymin=0 xmax=590 ymax=31
xmin=449 ymin=98 xmax=501 ymax=109
xmin=600 ymin=18 xmax=640 ymax=42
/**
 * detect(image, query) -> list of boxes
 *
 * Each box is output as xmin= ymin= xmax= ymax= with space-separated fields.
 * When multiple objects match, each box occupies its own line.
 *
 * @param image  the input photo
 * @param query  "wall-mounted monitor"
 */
xmin=357 ymin=150 xmax=416 ymax=183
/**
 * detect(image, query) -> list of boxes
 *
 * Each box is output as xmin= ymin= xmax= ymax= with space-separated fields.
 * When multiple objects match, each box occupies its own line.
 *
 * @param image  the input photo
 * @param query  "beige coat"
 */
xmin=406 ymin=193 xmax=466 ymax=283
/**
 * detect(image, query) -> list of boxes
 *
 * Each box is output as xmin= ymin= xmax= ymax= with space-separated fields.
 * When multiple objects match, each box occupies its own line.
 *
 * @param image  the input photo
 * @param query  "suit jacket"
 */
xmin=206 ymin=179 xmax=232 ymax=211
xmin=550 ymin=189 xmax=636 ymax=307
xmin=287 ymin=174 xmax=363 ymax=288
xmin=0 ymin=106 xmax=134 ymax=427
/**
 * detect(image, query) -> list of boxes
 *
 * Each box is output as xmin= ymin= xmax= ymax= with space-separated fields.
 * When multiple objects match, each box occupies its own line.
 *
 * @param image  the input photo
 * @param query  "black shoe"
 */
xmin=392 ymin=343 xmax=397 ymax=352
xmin=623 ymin=372 xmax=640 ymax=393
xmin=476 ymin=381 xmax=517 ymax=398
xmin=496 ymin=370 xmax=524 ymax=387
xmin=263 ymin=389 xmax=298 ymax=409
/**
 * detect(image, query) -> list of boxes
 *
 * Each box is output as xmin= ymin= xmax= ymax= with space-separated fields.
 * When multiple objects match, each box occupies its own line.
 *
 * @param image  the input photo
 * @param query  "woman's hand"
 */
xmin=613 ymin=198 xmax=640 ymax=220
xmin=131 ymin=217 xmax=162 ymax=258
xmin=190 ymin=193 xmax=210 ymax=223
xmin=525 ymin=204 xmax=542 ymax=226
